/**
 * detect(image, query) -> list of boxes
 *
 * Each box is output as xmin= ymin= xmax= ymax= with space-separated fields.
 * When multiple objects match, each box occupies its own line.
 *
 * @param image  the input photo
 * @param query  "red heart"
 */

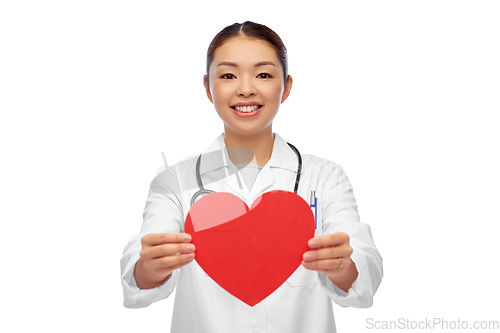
xmin=185 ymin=190 xmax=315 ymax=307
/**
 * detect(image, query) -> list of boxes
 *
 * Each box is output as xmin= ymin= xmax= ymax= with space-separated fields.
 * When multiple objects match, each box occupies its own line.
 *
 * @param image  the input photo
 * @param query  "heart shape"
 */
xmin=184 ymin=190 xmax=315 ymax=307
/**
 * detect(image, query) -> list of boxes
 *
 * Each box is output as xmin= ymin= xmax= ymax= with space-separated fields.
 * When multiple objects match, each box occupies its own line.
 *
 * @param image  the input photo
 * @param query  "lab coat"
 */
xmin=121 ymin=133 xmax=383 ymax=333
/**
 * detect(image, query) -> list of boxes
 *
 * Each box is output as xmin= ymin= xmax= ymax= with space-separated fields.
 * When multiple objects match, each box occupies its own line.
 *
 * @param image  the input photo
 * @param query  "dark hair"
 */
xmin=206 ymin=21 xmax=289 ymax=87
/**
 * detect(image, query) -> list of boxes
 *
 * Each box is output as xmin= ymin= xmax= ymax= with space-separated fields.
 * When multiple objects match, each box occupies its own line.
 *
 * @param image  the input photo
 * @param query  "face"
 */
xmin=204 ymin=37 xmax=292 ymax=138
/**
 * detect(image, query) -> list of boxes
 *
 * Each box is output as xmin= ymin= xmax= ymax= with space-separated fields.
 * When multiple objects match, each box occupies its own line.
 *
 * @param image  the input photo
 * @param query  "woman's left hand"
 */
xmin=301 ymin=232 xmax=356 ymax=282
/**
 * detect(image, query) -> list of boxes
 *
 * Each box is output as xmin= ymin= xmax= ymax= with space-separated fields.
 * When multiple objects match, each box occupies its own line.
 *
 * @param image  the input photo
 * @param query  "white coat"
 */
xmin=121 ymin=133 xmax=383 ymax=333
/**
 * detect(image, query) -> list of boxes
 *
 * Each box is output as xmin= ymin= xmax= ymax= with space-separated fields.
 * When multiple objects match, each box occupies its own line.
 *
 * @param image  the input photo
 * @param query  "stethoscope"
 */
xmin=190 ymin=143 xmax=302 ymax=207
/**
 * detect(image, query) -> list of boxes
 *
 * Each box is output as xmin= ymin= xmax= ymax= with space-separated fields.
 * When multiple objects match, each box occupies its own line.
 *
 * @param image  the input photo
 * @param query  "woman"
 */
xmin=121 ymin=21 xmax=383 ymax=333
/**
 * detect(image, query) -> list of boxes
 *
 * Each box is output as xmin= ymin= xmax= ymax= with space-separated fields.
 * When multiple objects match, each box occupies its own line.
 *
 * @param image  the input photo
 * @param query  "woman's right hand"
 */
xmin=134 ymin=233 xmax=195 ymax=289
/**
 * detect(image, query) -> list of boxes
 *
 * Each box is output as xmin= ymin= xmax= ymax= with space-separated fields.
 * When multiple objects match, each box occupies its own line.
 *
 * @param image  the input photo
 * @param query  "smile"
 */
xmin=232 ymin=105 xmax=262 ymax=113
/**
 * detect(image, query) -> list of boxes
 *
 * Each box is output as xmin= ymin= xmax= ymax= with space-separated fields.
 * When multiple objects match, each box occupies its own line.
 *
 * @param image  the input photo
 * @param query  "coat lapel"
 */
xmin=249 ymin=164 xmax=275 ymax=199
xmin=199 ymin=134 xmax=247 ymax=200
xmin=198 ymin=133 xmax=299 ymax=204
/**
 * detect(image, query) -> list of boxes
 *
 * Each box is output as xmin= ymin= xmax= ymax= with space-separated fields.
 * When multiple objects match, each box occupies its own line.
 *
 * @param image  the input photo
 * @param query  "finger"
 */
xmin=154 ymin=255 xmax=196 ymax=275
xmin=142 ymin=233 xmax=192 ymax=247
xmin=308 ymin=232 xmax=349 ymax=249
xmin=147 ymin=252 xmax=196 ymax=270
xmin=303 ymin=244 xmax=353 ymax=262
xmin=302 ymin=257 xmax=351 ymax=271
xmin=142 ymin=243 xmax=196 ymax=260
xmin=303 ymin=247 xmax=335 ymax=262
xmin=166 ymin=257 xmax=196 ymax=272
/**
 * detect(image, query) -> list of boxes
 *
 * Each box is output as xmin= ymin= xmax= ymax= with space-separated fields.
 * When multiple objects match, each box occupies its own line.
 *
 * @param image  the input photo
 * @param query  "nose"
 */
xmin=236 ymin=76 xmax=256 ymax=97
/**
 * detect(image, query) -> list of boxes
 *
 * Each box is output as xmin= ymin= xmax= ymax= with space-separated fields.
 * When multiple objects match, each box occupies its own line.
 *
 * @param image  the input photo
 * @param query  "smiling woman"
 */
xmin=121 ymin=21 xmax=383 ymax=333
xmin=203 ymin=36 xmax=292 ymax=157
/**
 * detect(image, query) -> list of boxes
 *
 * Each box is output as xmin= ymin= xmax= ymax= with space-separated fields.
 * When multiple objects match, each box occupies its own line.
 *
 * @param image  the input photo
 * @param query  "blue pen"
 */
xmin=310 ymin=190 xmax=317 ymax=229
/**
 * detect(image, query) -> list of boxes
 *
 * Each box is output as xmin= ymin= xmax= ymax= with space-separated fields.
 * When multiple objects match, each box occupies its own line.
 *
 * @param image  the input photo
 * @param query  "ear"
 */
xmin=204 ymin=75 xmax=213 ymax=103
xmin=281 ymin=75 xmax=293 ymax=103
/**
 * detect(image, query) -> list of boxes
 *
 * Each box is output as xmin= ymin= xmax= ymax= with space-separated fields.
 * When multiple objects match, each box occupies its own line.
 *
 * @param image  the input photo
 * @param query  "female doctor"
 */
xmin=121 ymin=21 xmax=383 ymax=333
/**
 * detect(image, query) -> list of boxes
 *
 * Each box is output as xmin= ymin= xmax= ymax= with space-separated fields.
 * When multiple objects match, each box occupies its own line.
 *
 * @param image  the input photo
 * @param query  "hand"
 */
xmin=134 ymin=233 xmax=195 ymax=289
xmin=301 ymin=232 xmax=355 ymax=281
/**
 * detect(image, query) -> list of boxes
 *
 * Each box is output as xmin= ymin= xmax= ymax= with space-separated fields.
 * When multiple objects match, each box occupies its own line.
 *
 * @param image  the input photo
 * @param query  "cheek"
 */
xmin=211 ymin=85 xmax=231 ymax=105
xmin=264 ymin=84 xmax=284 ymax=103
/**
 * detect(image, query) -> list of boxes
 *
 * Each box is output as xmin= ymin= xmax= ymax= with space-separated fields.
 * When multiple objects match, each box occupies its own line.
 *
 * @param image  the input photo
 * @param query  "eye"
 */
xmin=257 ymin=73 xmax=272 ymax=79
xmin=221 ymin=73 xmax=235 ymax=79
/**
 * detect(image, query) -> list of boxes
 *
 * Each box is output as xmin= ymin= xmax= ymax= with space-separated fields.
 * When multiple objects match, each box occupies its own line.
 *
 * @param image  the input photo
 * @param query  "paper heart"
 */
xmin=184 ymin=190 xmax=315 ymax=307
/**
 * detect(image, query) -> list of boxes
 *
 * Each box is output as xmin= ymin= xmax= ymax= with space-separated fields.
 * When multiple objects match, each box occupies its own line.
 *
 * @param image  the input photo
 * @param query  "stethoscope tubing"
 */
xmin=286 ymin=142 xmax=301 ymax=194
xmin=190 ymin=142 xmax=301 ymax=207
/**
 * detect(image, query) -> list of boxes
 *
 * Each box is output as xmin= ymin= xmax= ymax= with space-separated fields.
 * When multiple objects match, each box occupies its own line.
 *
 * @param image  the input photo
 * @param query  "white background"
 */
xmin=1 ymin=0 xmax=499 ymax=332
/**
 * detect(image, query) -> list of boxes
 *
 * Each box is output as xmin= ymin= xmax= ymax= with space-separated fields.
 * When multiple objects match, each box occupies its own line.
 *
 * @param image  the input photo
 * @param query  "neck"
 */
xmin=223 ymin=128 xmax=275 ymax=167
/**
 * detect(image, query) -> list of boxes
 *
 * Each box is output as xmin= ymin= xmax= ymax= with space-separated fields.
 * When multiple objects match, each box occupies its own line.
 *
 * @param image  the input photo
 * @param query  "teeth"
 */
xmin=235 ymin=105 xmax=260 ymax=112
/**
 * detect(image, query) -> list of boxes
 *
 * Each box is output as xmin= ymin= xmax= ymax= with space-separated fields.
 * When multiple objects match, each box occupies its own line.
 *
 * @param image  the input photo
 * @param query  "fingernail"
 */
xmin=309 ymin=240 xmax=317 ymax=248
xmin=303 ymin=253 xmax=312 ymax=261
xmin=186 ymin=244 xmax=195 ymax=252
xmin=183 ymin=234 xmax=191 ymax=242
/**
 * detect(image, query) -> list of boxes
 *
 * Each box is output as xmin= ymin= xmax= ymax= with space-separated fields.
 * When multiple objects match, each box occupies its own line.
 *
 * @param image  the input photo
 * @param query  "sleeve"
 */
xmin=120 ymin=166 xmax=185 ymax=308
xmin=317 ymin=163 xmax=383 ymax=308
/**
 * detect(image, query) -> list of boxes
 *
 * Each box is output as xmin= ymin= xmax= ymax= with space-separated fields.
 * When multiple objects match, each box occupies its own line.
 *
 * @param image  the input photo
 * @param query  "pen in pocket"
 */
xmin=310 ymin=190 xmax=317 ymax=229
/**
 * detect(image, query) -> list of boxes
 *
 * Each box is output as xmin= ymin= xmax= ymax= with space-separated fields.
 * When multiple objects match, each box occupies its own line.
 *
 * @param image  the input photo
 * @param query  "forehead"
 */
xmin=211 ymin=37 xmax=281 ymax=69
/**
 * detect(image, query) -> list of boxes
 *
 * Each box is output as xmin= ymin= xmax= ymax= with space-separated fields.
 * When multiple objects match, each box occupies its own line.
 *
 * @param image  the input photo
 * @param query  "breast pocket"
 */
xmin=286 ymin=265 xmax=319 ymax=287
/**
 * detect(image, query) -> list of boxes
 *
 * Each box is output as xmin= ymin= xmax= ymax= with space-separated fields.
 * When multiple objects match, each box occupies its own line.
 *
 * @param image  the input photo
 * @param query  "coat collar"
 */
xmin=199 ymin=133 xmax=299 ymax=175
xmin=198 ymin=133 xmax=300 ymax=201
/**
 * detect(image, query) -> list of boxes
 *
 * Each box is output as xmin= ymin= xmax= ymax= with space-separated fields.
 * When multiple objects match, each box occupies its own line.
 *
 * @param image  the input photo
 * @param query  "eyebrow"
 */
xmin=217 ymin=61 xmax=276 ymax=68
